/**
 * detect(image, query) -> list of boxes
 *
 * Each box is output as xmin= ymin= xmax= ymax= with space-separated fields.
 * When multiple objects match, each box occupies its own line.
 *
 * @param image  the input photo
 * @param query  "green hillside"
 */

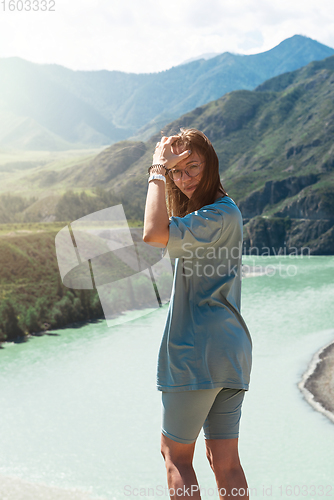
xmin=69 ymin=55 xmax=334 ymax=255
xmin=1 ymin=55 xmax=333 ymax=254
xmin=0 ymin=223 xmax=154 ymax=344
xmin=0 ymin=35 xmax=333 ymax=149
xmin=0 ymin=224 xmax=104 ymax=343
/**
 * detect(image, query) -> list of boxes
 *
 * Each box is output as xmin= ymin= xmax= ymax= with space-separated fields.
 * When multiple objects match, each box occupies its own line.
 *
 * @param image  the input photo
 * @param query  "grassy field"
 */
xmin=0 ymin=147 xmax=105 ymax=195
xmin=0 ymin=221 xmax=65 ymax=236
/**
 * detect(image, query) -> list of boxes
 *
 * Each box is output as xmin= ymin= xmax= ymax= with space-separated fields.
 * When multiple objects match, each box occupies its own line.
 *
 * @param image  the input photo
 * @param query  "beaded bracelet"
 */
xmin=148 ymin=174 xmax=166 ymax=184
xmin=148 ymin=164 xmax=169 ymax=174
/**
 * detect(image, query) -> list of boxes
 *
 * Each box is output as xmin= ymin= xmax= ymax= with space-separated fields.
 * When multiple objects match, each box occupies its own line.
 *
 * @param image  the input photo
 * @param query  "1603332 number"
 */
xmin=278 ymin=485 xmax=333 ymax=496
xmin=1 ymin=0 xmax=55 ymax=10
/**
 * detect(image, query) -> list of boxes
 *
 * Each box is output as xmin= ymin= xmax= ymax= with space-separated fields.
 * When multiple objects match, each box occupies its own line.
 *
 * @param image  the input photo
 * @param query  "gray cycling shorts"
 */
xmin=161 ymin=387 xmax=245 ymax=444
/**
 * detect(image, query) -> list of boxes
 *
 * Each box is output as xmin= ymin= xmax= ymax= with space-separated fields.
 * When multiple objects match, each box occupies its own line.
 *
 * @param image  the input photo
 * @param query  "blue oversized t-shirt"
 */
xmin=157 ymin=195 xmax=252 ymax=392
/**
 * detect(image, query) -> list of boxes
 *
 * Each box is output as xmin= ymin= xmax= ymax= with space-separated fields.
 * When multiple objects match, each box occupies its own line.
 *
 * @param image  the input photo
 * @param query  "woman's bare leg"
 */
xmin=161 ymin=434 xmax=201 ymax=500
xmin=205 ymin=438 xmax=248 ymax=500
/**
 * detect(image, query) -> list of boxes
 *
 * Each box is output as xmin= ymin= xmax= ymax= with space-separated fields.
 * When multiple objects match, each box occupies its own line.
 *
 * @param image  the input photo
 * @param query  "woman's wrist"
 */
xmin=148 ymin=173 xmax=166 ymax=184
xmin=148 ymin=164 xmax=169 ymax=176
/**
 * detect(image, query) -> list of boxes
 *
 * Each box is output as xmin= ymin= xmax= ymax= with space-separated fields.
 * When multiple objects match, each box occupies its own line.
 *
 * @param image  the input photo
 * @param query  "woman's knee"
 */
xmin=161 ymin=449 xmax=193 ymax=477
xmin=206 ymin=448 xmax=234 ymax=474
xmin=161 ymin=434 xmax=195 ymax=468
xmin=205 ymin=438 xmax=241 ymax=473
xmin=209 ymin=458 xmax=242 ymax=479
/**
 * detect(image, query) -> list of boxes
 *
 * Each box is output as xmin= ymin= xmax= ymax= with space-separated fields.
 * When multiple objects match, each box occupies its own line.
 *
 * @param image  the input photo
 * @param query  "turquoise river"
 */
xmin=0 ymin=255 xmax=334 ymax=499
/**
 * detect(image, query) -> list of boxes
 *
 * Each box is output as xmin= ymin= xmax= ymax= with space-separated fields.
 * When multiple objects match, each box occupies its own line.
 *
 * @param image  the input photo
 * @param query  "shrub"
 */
xmin=0 ymin=300 xmax=24 ymax=341
xmin=25 ymin=306 xmax=40 ymax=333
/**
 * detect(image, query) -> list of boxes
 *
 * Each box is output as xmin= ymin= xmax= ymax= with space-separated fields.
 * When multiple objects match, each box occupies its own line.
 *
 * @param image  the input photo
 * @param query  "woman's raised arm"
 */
xmin=143 ymin=136 xmax=190 ymax=246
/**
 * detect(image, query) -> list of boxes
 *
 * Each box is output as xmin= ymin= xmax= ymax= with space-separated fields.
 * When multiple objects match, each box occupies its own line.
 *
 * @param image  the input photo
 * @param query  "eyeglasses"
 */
xmin=168 ymin=162 xmax=204 ymax=182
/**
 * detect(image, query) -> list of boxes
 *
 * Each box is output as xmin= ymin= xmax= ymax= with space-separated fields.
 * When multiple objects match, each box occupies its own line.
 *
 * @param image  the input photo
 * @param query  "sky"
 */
xmin=1 ymin=0 xmax=334 ymax=74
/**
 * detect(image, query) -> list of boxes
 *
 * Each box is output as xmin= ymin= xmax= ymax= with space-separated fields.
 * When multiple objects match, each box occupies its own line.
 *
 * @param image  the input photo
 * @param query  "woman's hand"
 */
xmin=153 ymin=136 xmax=191 ymax=170
xmin=144 ymin=135 xmax=191 ymax=247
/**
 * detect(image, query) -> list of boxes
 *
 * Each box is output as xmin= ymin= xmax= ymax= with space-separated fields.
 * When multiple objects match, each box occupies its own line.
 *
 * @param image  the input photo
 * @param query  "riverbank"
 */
xmin=298 ymin=339 xmax=334 ymax=423
xmin=0 ymin=472 xmax=105 ymax=500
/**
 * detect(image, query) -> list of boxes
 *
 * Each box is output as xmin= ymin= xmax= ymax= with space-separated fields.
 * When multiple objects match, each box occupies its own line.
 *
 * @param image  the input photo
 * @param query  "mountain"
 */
xmin=0 ymin=35 xmax=333 ymax=150
xmin=181 ymin=52 xmax=221 ymax=65
xmin=1 ymin=54 xmax=334 ymax=254
xmin=59 ymin=55 xmax=334 ymax=255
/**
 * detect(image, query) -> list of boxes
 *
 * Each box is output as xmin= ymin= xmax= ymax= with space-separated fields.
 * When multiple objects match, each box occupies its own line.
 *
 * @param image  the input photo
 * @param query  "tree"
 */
xmin=0 ymin=301 xmax=24 ymax=341
xmin=25 ymin=306 xmax=40 ymax=334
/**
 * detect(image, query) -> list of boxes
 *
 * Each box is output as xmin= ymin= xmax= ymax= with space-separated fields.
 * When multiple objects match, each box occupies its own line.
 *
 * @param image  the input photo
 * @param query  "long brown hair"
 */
xmin=165 ymin=128 xmax=228 ymax=217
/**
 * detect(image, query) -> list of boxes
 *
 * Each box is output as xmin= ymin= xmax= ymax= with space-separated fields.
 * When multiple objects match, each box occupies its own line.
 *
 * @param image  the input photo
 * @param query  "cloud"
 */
xmin=238 ymin=31 xmax=264 ymax=52
xmin=0 ymin=0 xmax=333 ymax=73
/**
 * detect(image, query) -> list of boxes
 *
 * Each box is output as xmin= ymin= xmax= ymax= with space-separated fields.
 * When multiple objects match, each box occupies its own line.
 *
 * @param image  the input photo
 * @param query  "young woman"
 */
xmin=143 ymin=129 xmax=252 ymax=500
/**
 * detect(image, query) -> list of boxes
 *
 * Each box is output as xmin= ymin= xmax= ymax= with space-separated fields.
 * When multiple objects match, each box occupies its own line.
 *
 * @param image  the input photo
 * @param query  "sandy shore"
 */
xmin=0 ymin=473 xmax=106 ymax=500
xmin=298 ymin=339 xmax=334 ymax=423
